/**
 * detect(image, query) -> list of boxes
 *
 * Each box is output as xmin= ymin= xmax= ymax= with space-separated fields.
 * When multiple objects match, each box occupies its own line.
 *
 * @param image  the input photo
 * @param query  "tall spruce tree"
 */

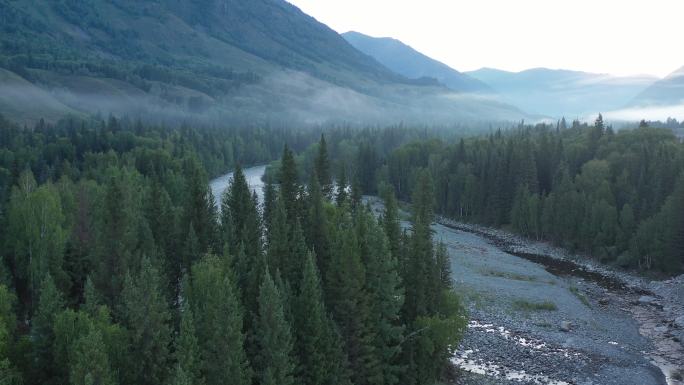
xmin=295 ymin=253 xmax=351 ymax=385
xmin=357 ymin=209 xmax=405 ymax=385
xmin=69 ymin=328 xmax=116 ymax=385
xmin=328 ymin=212 xmax=378 ymax=385
xmin=306 ymin=173 xmax=331 ymax=279
xmin=314 ymin=135 xmax=333 ymax=198
xmin=172 ymin=297 xmax=203 ymax=385
xmin=280 ymin=145 xmax=299 ymax=221
xmin=182 ymin=157 xmax=217 ymax=255
xmin=187 ymin=256 xmax=251 ymax=385
xmin=31 ymin=274 xmax=64 ymax=385
xmin=121 ymin=257 xmax=172 ymax=385
xmin=404 ymin=170 xmax=436 ymax=321
xmin=256 ymin=270 xmax=296 ymax=385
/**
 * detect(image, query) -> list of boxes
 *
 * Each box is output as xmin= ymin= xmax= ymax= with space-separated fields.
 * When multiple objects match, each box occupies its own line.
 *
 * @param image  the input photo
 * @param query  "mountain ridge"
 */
xmin=466 ymin=67 xmax=657 ymax=117
xmin=342 ymin=31 xmax=491 ymax=93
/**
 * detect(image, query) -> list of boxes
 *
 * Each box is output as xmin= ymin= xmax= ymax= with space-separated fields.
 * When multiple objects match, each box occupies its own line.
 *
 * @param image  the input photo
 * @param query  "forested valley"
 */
xmin=0 ymin=114 xmax=464 ymax=385
xmin=372 ymin=116 xmax=684 ymax=274
xmin=0 ymin=111 xmax=683 ymax=385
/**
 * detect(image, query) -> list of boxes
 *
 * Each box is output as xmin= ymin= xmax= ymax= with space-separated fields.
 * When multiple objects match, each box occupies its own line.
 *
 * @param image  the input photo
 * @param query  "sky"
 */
xmin=287 ymin=0 xmax=684 ymax=78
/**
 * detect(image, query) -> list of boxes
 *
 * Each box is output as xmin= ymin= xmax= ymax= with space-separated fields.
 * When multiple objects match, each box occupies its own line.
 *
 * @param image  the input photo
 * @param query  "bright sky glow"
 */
xmin=287 ymin=0 xmax=684 ymax=78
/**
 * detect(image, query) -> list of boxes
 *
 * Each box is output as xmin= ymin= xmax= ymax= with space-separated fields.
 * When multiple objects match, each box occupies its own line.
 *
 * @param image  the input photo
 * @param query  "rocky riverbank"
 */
xmin=434 ymin=216 xmax=683 ymax=385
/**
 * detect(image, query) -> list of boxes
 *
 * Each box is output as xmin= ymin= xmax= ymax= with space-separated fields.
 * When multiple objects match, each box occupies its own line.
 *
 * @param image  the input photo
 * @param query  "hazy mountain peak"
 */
xmin=466 ymin=67 xmax=657 ymax=117
xmin=342 ymin=31 xmax=492 ymax=93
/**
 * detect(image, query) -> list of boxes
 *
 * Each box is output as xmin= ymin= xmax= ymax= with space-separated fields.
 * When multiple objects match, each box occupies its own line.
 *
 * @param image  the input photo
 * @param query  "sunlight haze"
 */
xmin=288 ymin=0 xmax=684 ymax=78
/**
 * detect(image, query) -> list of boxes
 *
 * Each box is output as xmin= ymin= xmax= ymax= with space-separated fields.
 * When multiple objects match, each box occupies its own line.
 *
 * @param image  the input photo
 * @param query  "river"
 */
xmin=210 ymin=165 xmax=683 ymax=385
xmin=209 ymin=164 xmax=267 ymax=209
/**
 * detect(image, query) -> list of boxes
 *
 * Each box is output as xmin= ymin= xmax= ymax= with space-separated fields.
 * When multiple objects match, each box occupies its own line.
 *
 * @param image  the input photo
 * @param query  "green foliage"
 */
xmin=384 ymin=124 xmax=684 ymax=274
xmin=69 ymin=328 xmax=116 ymax=385
xmin=31 ymin=275 xmax=64 ymax=384
xmin=187 ymin=255 xmax=251 ymax=385
xmin=172 ymin=297 xmax=202 ymax=385
xmin=7 ymin=173 xmax=68 ymax=304
xmin=295 ymin=253 xmax=351 ymax=385
xmin=255 ymin=270 xmax=295 ymax=385
xmin=121 ymin=257 xmax=172 ymax=385
xmin=314 ymin=135 xmax=333 ymax=198
xmin=0 ymin=116 xmax=475 ymax=385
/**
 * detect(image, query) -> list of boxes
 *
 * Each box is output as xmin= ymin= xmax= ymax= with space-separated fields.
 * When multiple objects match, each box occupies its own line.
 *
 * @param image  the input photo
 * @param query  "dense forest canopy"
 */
xmin=0 ymin=111 xmax=683 ymax=385
xmin=375 ymin=116 xmax=684 ymax=273
xmin=0 ymin=115 xmax=465 ymax=385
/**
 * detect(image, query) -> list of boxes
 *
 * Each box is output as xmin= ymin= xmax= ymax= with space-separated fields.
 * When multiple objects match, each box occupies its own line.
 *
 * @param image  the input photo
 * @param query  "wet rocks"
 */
xmin=638 ymin=295 xmax=658 ymax=305
xmin=675 ymin=316 xmax=684 ymax=329
xmin=560 ymin=321 xmax=573 ymax=332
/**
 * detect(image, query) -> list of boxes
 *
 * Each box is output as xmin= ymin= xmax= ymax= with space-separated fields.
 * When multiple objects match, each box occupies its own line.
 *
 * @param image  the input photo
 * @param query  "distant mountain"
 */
xmin=0 ymin=0 xmax=527 ymax=125
xmin=466 ymin=67 xmax=657 ymax=118
xmin=342 ymin=31 xmax=490 ymax=93
xmin=631 ymin=66 xmax=684 ymax=106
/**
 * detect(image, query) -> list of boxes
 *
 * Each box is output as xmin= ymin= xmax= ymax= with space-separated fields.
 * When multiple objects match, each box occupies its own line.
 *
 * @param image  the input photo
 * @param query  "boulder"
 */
xmin=638 ymin=295 xmax=657 ymax=305
xmin=675 ymin=316 xmax=684 ymax=329
xmin=560 ymin=321 xmax=572 ymax=332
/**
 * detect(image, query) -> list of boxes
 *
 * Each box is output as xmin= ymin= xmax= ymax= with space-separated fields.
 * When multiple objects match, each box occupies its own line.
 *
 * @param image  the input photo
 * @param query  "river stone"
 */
xmin=638 ymin=295 xmax=657 ymax=305
xmin=560 ymin=321 xmax=572 ymax=332
xmin=675 ymin=316 xmax=684 ymax=328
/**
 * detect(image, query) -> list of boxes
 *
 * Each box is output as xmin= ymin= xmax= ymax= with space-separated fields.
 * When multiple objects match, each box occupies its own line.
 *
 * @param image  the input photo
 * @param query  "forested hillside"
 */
xmin=378 ymin=117 xmax=684 ymax=273
xmin=0 ymin=116 xmax=464 ymax=385
xmin=0 ymin=0 xmax=526 ymax=125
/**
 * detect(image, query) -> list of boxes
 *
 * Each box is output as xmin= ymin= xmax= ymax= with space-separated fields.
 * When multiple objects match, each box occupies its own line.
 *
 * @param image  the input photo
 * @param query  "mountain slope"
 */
xmin=342 ymin=31 xmax=490 ymax=93
xmin=467 ymin=67 xmax=657 ymax=117
xmin=0 ymin=0 xmax=528 ymax=125
xmin=631 ymin=66 xmax=684 ymax=106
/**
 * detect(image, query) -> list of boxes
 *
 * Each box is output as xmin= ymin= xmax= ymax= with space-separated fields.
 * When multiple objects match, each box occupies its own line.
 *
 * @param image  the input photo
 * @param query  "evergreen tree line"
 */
xmin=0 ymin=116 xmax=465 ymax=385
xmin=379 ymin=117 xmax=684 ymax=273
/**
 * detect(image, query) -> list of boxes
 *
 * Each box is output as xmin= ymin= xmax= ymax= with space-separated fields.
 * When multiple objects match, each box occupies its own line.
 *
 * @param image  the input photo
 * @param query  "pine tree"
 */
xmin=267 ymin=196 xmax=290 ymax=279
xmin=182 ymin=157 xmax=217 ymax=255
xmin=188 ymin=256 xmax=251 ymax=385
xmin=31 ymin=274 xmax=64 ymax=385
xmin=328 ymin=213 xmax=377 ymax=385
xmin=358 ymin=209 xmax=405 ymax=385
xmin=92 ymin=170 xmax=138 ymax=306
xmin=295 ymin=253 xmax=351 ymax=385
xmin=256 ymin=270 xmax=295 ymax=385
xmin=172 ymin=298 xmax=202 ymax=385
xmin=121 ymin=257 xmax=172 ymax=385
xmin=280 ymin=145 xmax=299 ymax=221
xmin=336 ymin=164 xmax=348 ymax=206
xmin=183 ymin=223 xmax=201 ymax=273
xmin=404 ymin=170 xmax=435 ymax=321
xmin=351 ymin=176 xmax=362 ymax=209
xmin=314 ymin=135 xmax=333 ymax=198
xmin=0 ymin=286 xmax=19 ymax=385
xmin=82 ymin=276 xmax=101 ymax=317
xmin=263 ymin=180 xmax=277 ymax=236
xmin=380 ymin=184 xmax=402 ymax=262
xmin=146 ymin=180 xmax=177 ymax=284
xmin=69 ymin=329 xmax=116 ymax=385
xmin=306 ymin=173 xmax=331 ymax=279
